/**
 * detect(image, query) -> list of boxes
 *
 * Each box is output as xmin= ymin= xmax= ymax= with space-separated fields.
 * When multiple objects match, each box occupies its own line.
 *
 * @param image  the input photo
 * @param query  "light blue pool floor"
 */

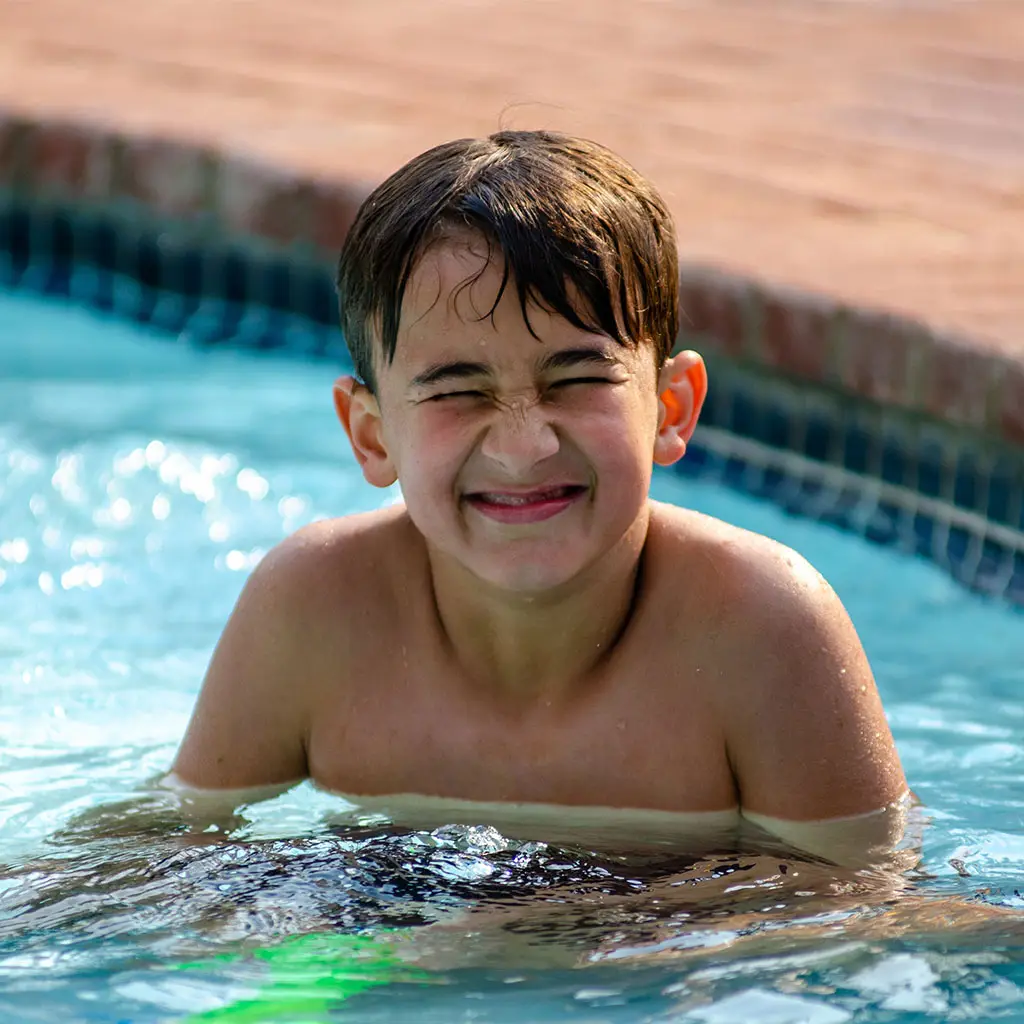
xmin=1 ymin=290 xmax=1023 ymax=1022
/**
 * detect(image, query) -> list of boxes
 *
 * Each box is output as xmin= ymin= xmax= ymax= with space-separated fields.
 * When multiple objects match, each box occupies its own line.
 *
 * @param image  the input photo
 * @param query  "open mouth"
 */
xmin=464 ymin=484 xmax=588 ymax=523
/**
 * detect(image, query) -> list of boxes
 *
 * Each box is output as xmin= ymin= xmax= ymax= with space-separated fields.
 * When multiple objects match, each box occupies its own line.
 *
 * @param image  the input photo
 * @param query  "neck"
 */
xmin=427 ymin=509 xmax=651 ymax=707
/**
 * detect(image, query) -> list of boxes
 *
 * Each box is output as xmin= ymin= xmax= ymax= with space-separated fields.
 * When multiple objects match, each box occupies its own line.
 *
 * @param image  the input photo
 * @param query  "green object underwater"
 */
xmin=178 ymin=929 xmax=430 ymax=1023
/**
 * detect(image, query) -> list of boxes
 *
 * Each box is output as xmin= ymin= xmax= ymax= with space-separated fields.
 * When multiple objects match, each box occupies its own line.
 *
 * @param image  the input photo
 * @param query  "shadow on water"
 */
xmin=2 ymin=815 xmax=1024 ymax=1022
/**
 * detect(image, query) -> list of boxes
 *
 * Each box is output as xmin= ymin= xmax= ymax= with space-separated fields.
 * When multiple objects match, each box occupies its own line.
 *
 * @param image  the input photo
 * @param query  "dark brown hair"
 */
xmin=336 ymin=130 xmax=679 ymax=392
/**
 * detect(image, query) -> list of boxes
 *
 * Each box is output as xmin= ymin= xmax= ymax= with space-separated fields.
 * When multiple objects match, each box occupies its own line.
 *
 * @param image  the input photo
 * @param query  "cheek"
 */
xmin=574 ymin=394 xmax=659 ymax=497
xmin=570 ymin=390 xmax=659 ymax=456
xmin=386 ymin=407 xmax=473 ymax=487
xmin=418 ymin=406 xmax=479 ymax=462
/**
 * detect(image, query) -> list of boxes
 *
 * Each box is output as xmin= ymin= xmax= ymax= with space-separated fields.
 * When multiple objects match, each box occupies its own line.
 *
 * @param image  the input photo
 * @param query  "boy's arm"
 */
xmin=719 ymin=545 xmax=909 ymax=861
xmin=170 ymin=533 xmax=318 ymax=791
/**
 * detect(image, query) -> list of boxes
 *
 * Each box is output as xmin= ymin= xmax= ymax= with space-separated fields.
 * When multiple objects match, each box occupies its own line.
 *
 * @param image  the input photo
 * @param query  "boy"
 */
xmin=169 ymin=130 xmax=908 ymax=862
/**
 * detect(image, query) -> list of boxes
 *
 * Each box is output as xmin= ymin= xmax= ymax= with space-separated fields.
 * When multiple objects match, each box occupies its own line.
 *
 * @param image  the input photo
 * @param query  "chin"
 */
xmin=470 ymin=545 xmax=600 ymax=595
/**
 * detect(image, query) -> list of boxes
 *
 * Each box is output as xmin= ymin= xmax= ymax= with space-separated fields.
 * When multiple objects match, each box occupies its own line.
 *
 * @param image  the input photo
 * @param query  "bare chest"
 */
xmin=306 ymin=652 xmax=737 ymax=813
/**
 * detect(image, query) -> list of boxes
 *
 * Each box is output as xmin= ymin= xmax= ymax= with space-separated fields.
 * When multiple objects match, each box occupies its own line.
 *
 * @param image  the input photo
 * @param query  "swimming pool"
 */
xmin=1 ymin=289 xmax=1023 ymax=1022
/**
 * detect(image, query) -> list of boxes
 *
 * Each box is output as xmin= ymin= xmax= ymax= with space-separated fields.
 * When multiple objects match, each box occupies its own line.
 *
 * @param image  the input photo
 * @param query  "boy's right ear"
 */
xmin=333 ymin=376 xmax=398 ymax=488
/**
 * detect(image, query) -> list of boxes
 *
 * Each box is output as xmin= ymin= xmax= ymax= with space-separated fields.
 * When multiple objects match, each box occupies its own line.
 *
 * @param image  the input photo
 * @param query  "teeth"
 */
xmin=487 ymin=494 xmax=531 ymax=506
xmin=475 ymin=487 xmax=574 ymax=506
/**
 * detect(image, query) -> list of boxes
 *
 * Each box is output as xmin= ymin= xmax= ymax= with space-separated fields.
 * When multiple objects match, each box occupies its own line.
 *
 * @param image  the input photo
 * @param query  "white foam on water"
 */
xmin=848 ymin=953 xmax=946 ymax=1013
xmin=687 ymin=988 xmax=852 ymax=1023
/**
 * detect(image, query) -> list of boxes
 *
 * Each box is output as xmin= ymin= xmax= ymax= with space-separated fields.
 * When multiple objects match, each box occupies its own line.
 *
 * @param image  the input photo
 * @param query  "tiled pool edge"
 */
xmin=1 ymin=112 xmax=1022 ymax=605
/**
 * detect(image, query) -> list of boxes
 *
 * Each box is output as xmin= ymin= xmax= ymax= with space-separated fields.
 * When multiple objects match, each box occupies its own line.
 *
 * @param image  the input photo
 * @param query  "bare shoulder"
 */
xmin=170 ymin=505 xmax=422 ymax=790
xmin=645 ymin=499 xmax=831 ymax=623
xmin=647 ymin=493 xmax=847 ymax=622
xmin=262 ymin=505 xmax=433 ymax=670
xmin=228 ymin=503 xmax=430 ymax=694
xmin=258 ymin=504 xmax=421 ymax=619
xmin=646 ymin=500 xmax=907 ymax=821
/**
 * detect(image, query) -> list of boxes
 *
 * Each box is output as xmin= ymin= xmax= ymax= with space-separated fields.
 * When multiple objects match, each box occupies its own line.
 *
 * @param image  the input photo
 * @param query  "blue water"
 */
xmin=1 ymin=289 xmax=1023 ymax=1023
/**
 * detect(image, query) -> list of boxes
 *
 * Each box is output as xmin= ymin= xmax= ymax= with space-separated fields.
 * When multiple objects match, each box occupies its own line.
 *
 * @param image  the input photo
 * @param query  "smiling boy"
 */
xmin=170 ymin=131 xmax=908 ymax=861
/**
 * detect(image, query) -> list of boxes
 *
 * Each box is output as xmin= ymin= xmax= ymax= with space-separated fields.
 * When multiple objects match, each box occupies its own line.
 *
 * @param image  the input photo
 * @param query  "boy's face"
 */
xmin=338 ymin=234 xmax=700 ymax=594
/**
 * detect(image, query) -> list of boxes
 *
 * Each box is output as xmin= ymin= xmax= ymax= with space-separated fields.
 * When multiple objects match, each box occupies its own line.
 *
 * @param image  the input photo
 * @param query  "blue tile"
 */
xmin=41 ymin=261 xmax=72 ymax=298
xmin=843 ymin=422 xmax=873 ymax=475
xmin=763 ymin=402 xmax=790 ymax=450
xmin=973 ymin=539 xmax=1014 ymax=597
xmin=135 ymin=233 xmax=163 ymax=291
xmin=303 ymin=267 xmax=339 ymax=327
xmin=880 ymin=436 xmax=907 ymax=487
xmin=803 ymin=412 xmax=835 ymax=463
xmin=781 ymin=477 xmax=823 ymax=521
xmin=219 ymin=248 xmax=250 ymax=305
xmin=51 ymin=211 xmax=75 ymax=268
xmin=985 ymin=453 xmax=1021 ymax=527
xmin=760 ymin=464 xmax=787 ymax=497
xmin=148 ymin=291 xmax=198 ymax=335
xmin=910 ymin=511 xmax=935 ymax=559
xmin=863 ymin=502 xmax=900 ymax=547
xmin=89 ymin=218 xmax=120 ymax=274
xmin=1008 ymin=553 xmax=1024 ymax=605
xmin=915 ymin=439 xmax=945 ymax=499
xmin=176 ymin=250 xmax=205 ymax=299
xmin=89 ymin=270 xmax=116 ymax=312
xmin=699 ymin=377 xmax=728 ymax=430
xmin=952 ymin=453 xmax=980 ymax=512
xmin=945 ymin=524 xmax=972 ymax=567
xmin=729 ymin=386 xmax=761 ymax=439
xmin=5 ymin=204 xmax=30 ymax=271
xmin=262 ymin=256 xmax=295 ymax=313
xmin=181 ymin=299 xmax=245 ymax=346
xmin=679 ymin=443 xmax=710 ymax=475
xmin=0 ymin=203 xmax=10 ymax=255
xmin=722 ymin=455 xmax=748 ymax=490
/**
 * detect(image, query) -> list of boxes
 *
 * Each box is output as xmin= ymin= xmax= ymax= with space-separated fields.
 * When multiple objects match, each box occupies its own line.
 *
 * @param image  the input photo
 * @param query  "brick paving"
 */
xmin=0 ymin=0 xmax=1021 ymax=355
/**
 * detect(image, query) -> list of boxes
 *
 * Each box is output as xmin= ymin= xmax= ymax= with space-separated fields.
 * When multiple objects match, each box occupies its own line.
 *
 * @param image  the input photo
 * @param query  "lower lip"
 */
xmin=466 ymin=489 xmax=585 ymax=525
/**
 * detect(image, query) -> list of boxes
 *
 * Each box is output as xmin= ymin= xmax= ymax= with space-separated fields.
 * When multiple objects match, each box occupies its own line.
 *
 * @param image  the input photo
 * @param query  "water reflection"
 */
xmin=2 ymin=812 xmax=1022 ymax=1024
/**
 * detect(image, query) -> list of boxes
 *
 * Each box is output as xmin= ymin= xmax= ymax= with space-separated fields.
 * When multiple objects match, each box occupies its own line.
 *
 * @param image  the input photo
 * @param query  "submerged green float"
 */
xmin=179 ymin=929 xmax=429 ymax=1023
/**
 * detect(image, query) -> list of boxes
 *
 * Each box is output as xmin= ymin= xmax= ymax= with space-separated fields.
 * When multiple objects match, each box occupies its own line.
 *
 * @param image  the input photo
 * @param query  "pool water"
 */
xmin=1 ymin=290 xmax=1023 ymax=1023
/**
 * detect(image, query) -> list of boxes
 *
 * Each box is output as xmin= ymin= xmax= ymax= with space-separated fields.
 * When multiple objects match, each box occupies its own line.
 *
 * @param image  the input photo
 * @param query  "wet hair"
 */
xmin=336 ymin=130 xmax=679 ymax=393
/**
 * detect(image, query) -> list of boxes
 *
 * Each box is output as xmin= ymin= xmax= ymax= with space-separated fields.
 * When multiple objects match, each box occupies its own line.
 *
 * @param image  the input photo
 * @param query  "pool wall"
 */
xmin=1 ymin=111 xmax=1022 ymax=605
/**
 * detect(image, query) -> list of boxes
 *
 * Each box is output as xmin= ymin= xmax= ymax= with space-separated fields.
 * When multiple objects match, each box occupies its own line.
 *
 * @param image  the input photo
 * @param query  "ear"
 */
xmin=333 ymin=376 xmax=398 ymax=488
xmin=653 ymin=350 xmax=707 ymax=467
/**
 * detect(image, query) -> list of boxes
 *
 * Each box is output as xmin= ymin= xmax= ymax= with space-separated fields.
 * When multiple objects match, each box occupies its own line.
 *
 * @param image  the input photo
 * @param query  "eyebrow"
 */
xmin=409 ymin=360 xmax=491 ymax=389
xmin=539 ymin=347 xmax=624 ymax=373
xmin=408 ymin=347 xmax=624 ymax=390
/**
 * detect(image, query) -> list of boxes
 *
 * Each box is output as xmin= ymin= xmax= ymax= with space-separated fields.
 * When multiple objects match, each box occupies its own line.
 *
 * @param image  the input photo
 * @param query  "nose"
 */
xmin=479 ymin=397 xmax=560 ymax=474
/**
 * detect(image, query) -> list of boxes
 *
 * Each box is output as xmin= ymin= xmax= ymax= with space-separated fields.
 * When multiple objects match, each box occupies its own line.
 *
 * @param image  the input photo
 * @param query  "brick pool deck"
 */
xmin=1 ymin=0 xmax=1022 ymax=441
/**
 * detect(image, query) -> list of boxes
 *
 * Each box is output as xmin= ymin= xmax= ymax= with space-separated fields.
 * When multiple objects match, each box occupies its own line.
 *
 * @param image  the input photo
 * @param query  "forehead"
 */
xmin=393 ymin=235 xmax=613 ymax=369
xmin=404 ymin=231 xmax=494 ymax=312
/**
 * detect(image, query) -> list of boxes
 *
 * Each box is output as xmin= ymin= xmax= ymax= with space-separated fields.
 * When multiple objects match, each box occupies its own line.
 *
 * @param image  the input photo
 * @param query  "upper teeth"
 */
xmin=478 ymin=488 xmax=569 ymax=506
xmin=484 ymin=493 xmax=537 ymax=506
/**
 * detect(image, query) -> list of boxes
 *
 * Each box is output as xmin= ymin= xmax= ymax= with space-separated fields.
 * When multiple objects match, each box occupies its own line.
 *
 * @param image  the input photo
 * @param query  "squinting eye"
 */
xmin=427 ymin=390 xmax=486 ymax=402
xmin=549 ymin=377 xmax=614 ymax=389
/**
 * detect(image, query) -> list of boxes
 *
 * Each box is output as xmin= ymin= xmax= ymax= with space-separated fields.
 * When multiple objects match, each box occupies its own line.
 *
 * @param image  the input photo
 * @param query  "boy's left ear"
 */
xmin=653 ymin=350 xmax=707 ymax=467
